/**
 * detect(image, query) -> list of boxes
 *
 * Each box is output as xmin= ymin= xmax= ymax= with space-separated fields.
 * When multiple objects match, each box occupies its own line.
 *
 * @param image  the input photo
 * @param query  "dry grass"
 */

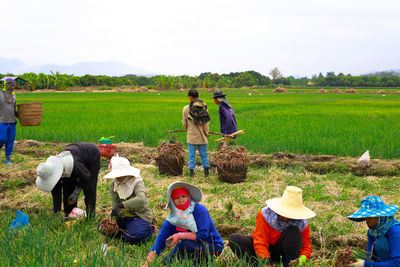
xmin=344 ymin=88 xmax=357 ymax=94
xmin=333 ymin=88 xmax=341 ymax=93
xmin=273 ymin=87 xmax=287 ymax=93
xmin=319 ymin=89 xmax=328 ymax=94
xmin=377 ymin=90 xmax=385 ymax=94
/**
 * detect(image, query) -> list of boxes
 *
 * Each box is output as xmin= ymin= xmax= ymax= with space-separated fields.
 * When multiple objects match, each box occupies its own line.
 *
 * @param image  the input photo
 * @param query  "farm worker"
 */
xmin=182 ymin=89 xmax=211 ymax=177
xmin=0 ymin=78 xmax=18 ymax=165
xmin=144 ymin=181 xmax=224 ymax=266
xmin=100 ymin=155 xmax=153 ymax=244
xmin=36 ymin=142 xmax=100 ymax=218
xmin=229 ymin=186 xmax=315 ymax=267
xmin=211 ymin=90 xmax=237 ymax=136
xmin=346 ymin=196 xmax=400 ymax=266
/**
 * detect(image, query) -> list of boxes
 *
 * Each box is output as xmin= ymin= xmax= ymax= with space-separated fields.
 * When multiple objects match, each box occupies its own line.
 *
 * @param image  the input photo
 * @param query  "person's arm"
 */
xmin=109 ymin=182 xmax=121 ymax=208
xmin=72 ymin=160 xmax=91 ymax=187
xmin=182 ymin=106 xmax=188 ymax=129
xmin=150 ymin=220 xmax=177 ymax=255
xmin=203 ymin=121 xmax=209 ymax=137
xmin=219 ymin=106 xmax=227 ymax=134
xmin=193 ymin=204 xmax=211 ymax=241
xmin=14 ymin=102 xmax=18 ymax=118
xmin=121 ymin=181 xmax=147 ymax=210
xmin=299 ymin=225 xmax=312 ymax=259
xmin=364 ymin=226 xmax=400 ymax=267
xmin=253 ymin=211 xmax=271 ymax=259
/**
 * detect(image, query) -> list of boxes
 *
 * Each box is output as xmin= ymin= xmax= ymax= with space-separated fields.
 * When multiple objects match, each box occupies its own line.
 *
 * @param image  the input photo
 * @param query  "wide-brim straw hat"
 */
xmin=347 ymin=196 xmax=399 ymax=222
xmin=265 ymin=186 xmax=316 ymax=220
xmin=165 ymin=181 xmax=202 ymax=209
xmin=36 ymin=156 xmax=64 ymax=192
xmin=104 ymin=156 xmax=140 ymax=179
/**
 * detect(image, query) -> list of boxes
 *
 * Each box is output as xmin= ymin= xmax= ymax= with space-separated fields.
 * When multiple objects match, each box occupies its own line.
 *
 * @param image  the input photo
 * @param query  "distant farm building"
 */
xmin=307 ymin=80 xmax=314 ymax=86
xmin=1 ymin=76 xmax=28 ymax=89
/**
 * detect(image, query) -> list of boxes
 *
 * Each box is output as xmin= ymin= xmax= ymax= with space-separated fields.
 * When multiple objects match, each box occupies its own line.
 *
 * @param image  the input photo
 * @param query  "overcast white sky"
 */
xmin=1 ymin=0 xmax=400 ymax=77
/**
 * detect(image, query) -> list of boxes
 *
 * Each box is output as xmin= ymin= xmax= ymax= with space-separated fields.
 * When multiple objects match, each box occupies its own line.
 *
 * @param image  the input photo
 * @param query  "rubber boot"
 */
xmin=5 ymin=155 xmax=12 ymax=165
xmin=189 ymin=169 xmax=194 ymax=177
xmin=204 ymin=167 xmax=209 ymax=177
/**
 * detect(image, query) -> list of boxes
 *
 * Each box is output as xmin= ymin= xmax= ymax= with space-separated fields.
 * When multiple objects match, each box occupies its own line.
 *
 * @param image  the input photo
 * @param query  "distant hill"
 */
xmin=0 ymin=58 xmax=155 ymax=77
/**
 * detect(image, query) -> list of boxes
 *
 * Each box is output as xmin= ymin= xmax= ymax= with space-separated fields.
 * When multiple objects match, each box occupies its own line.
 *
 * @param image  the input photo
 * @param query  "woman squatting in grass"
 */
xmin=100 ymin=156 xmax=153 ymax=244
xmin=229 ymin=186 xmax=315 ymax=267
xmin=346 ymin=196 xmax=400 ymax=266
xmin=144 ymin=181 xmax=224 ymax=266
xmin=0 ymin=78 xmax=18 ymax=165
xmin=36 ymin=142 xmax=100 ymax=218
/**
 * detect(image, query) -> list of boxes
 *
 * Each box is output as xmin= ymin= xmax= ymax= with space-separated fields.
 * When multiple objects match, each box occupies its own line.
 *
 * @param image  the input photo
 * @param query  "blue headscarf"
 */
xmin=262 ymin=207 xmax=308 ymax=232
xmin=369 ymin=216 xmax=400 ymax=239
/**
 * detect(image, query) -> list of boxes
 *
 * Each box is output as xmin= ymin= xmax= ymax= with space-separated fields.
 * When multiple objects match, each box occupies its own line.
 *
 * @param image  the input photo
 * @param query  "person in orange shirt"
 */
xmin=229 ymin=186 xmax=316 ymax=267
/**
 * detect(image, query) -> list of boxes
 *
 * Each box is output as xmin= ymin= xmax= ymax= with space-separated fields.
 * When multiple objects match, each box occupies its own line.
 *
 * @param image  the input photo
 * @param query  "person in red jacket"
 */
xmin=229 ymin=186 xmax=316 ymax=267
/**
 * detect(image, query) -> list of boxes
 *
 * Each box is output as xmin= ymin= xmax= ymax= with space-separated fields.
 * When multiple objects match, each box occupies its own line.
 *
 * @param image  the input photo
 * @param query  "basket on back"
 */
xmin=215 ymin=145 xmax=248 ymax=183
xmin=17 ymin=102 xmax=43 ymax=127
xmin=156 ymin=141 xmax=185 ymax=176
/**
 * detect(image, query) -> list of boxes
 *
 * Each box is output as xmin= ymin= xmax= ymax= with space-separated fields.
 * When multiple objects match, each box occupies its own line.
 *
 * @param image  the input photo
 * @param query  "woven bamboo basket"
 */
xmin=217 ymin=165 xmax=247 ymax=183
xmin=17 ymin=102 xmax=43 ymax=126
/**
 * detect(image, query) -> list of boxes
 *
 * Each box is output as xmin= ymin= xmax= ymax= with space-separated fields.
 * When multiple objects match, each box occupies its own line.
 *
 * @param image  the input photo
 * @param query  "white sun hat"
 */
xmin=165 ymin=181 xmax=202 ymax=209
xmin=36 ymin=156 xmax=64 ymax=192
xmin=265 ymin=186 xmax=316 ymax=220
xmin=104 ymin=156 xmax=140 ymax=179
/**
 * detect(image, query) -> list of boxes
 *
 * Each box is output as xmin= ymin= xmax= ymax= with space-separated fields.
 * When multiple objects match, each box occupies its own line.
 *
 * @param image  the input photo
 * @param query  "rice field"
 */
xmin=16 ymin=91 xmax=400 ymax=159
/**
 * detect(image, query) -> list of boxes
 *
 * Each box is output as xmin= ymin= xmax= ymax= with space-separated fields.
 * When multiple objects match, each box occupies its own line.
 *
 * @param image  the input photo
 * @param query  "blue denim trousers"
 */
xmin=0 ymin=123 xmax=16 ymax=156
xmin=187 ymin=144 xmax=209 ymax=170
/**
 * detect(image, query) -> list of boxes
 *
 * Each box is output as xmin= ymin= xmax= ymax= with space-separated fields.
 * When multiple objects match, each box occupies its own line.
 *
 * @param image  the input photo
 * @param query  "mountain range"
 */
xmin=0 ymin=58 xmax=155 ymax=77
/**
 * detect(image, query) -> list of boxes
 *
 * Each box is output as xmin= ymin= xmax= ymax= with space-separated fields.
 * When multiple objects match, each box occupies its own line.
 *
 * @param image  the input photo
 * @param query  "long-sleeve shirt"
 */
xmin=150 ymin=203 xmax=224 ymax=255
xmin=0 ymin=91 xmax=17 ymax=123
xmin=182 ymin=104 xmax=209 ymax=145
xmin=251 ymin=211 xmax=312 ymax=260
xmin=364 ymin=224 xmax=400 ymax=267
xmin=218 ymin=103 xmax=237 ymax=135
xmin=61 ymin=143 xmax=100 ymax=188
xmin=110 ymin=179 xmax=153 ymax=223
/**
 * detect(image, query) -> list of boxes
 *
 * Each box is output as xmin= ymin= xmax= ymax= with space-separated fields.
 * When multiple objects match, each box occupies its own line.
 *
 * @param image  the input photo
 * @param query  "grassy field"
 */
xmin=16 ymin=91 xmax=400 ymax=159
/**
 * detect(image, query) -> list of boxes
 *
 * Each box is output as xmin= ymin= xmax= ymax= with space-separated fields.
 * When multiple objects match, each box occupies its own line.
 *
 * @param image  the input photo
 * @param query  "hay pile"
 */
xmin=155 ymin=140 xmax=185 ymax=176
xmin=345 ymin=88 xmax=357 ymax=94
xmin=319 ymin=89 xmax=328 ymax=94
xmin=273 ymin=87 xmax=287 ymax=93
xmin=214 ymin=145 xmax=248 ymax=183
xmin=333 ymin=88 xmax=341 ymax=93
xmin=377 ymin=90 xmax=385 ymax=94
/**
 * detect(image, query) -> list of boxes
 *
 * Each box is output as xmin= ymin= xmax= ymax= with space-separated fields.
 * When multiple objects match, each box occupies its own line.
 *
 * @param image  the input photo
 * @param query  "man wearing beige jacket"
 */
xmin=182 ymin=89 xmax=210 ymax=177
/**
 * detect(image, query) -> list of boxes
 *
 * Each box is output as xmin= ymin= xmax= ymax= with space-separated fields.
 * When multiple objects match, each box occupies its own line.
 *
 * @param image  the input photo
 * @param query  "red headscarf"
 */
xmin=171 ymin=187 xmax=190 ymax=210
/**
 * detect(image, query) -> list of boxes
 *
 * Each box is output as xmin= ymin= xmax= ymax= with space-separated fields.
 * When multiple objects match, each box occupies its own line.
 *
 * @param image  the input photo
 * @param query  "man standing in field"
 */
xmin=182 ymin=89 xmax=211 ymax=177
xmin=0 ymin=78 xmax=18 ymax=165
xmin=211 ymin=90 xmax=237 ymax=136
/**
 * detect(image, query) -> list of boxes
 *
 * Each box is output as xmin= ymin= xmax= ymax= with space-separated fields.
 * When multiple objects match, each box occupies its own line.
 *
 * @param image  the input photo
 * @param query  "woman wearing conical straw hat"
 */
xmin=345 ymin=196 xmax=400 ymax=266
xmin=229 ymin=186 xmax=315 ymax=267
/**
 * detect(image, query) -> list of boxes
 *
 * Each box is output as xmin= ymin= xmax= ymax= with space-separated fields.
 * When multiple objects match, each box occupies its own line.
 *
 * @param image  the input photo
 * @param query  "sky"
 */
xmin=2 ymin=0 xmax=400 ymax=77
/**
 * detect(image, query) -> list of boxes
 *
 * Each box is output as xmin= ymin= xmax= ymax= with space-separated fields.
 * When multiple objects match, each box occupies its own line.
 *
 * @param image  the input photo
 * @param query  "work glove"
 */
xmin=289 ymin=255 xmax=307 ymax=266
xmin=68 ymin=187 xmax=82 ymax=205
xmin=111 ymin=203 xmax=124 ymax=217
xmin=345 ymin=259 xmax=365 ymax=267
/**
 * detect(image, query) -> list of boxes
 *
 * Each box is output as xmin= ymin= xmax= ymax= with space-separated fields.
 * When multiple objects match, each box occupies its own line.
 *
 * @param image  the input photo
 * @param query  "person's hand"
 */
xmin=345 ymin=259 xmax=365 ymax=267
xmin=289 ymin=255 xmax=307 ymax=266
xmin=68 ymin=187 xmax=82 ymax=205
xmin=166 ymin=234 xmax=181 ymax=247
xmin=111 ymin=203 xmax=124 ymax=217
xmin=143 ymin=251 xmax=156 ymax=267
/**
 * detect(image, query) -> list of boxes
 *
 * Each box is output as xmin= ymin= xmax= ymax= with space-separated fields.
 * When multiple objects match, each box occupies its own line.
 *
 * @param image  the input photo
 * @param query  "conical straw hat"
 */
xmin=265 ymin=186 xmax=316 ymax=220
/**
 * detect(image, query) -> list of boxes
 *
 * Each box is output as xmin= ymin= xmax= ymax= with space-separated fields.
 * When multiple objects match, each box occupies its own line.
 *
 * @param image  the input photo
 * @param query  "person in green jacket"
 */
xmin=101 ymin=156 xmax=153 ymax=244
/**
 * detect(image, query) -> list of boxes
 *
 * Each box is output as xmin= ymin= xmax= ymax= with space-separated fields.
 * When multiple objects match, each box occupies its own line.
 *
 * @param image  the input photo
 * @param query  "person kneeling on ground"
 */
xmin=346 ymin=196 xmax=400 ymax=267
xmin=144 ymin=181 xmax=224 ymax=266
xmin=100 ymin=156 xmax=153 ymax=244
xmin=36 ymin=142 xmax=100 ymax=218
xmin=229 ymin=186 xmax=315 ymax=267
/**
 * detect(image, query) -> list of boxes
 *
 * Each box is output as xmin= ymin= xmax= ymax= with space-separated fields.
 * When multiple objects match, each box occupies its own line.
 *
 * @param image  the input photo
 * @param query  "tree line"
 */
xmin=1 ymin=69 xmax=400 ymax=91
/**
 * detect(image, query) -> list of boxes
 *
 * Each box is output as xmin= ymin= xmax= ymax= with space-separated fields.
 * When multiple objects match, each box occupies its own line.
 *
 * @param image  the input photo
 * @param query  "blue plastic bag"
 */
xmin=9 ymin=210 xmax=30 ymax=232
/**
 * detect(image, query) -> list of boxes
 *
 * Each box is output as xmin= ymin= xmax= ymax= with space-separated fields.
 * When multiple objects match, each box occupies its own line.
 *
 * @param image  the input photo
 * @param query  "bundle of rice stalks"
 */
xmin=377 ymin=90 xmax=385 ymax=94
xmin=319 ymin=89 xmax=328 ymax=94
xmin=345 ymin=88 xmax=357 ymax=94
xmin=333 ymin=88 xmax=341 ymax=93
xmin=214 ymin=145 xmax=248 ymax=183
xmin=155 ymin=139 xmax=185 ymax=176
xmin=273 ymin=87 xmax=287 ymax=93
xmin=334 ymin=247 xmax=373 ymax=267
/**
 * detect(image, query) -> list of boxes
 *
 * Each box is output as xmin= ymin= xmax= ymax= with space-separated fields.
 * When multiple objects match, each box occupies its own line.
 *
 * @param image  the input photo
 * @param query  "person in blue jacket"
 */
xmin=144 ymin=181 xmax=224 ymax=266
xmin=211 ymin=90 xmax=237 ymax=136
xmin=346 ymin=196 xmax=400 ymax=267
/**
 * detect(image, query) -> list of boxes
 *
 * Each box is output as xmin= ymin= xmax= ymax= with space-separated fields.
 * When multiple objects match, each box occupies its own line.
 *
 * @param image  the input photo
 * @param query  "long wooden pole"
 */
xmin=165 ymin=130 xmax=224 ymax=136
xmin=214 ymin=130 xmax=245 ymax=142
